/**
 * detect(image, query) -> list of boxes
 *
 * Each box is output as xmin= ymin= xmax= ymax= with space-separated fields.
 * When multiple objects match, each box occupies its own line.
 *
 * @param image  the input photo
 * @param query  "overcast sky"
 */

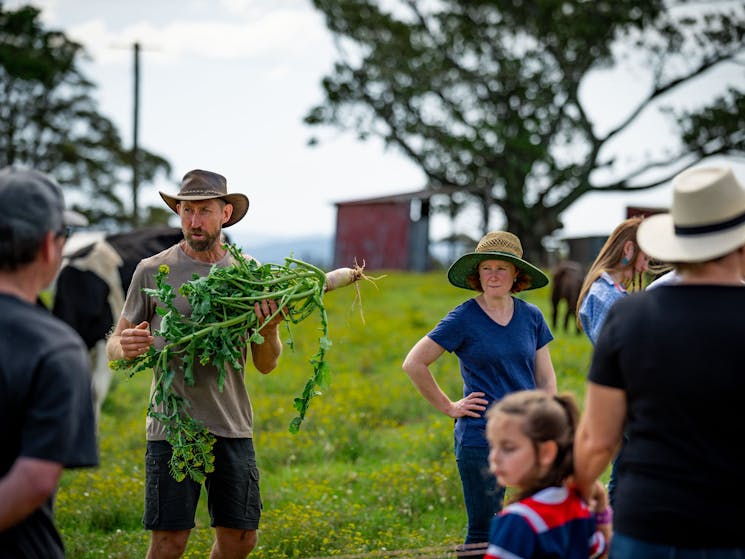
xmin=9 ymin=0 xmax=745 ymax=246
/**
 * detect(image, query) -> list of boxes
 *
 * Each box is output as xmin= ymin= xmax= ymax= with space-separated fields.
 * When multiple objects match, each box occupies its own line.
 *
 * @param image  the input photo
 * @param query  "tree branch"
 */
xmin=603 ymin=51 xmax=740 ymax=143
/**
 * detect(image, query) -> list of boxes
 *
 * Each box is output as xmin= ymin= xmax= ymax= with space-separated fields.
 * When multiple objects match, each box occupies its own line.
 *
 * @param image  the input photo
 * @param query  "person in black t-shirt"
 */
xmin=0 ymin=167 xmax=98 ymax=559
xmin=574 ymin=165 xmax=745 ymax=558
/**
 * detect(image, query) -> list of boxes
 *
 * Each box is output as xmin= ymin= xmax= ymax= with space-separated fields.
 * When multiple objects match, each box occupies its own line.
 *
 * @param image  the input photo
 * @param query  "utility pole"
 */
xmin=131 ymin=41 xmax=141 ymax=228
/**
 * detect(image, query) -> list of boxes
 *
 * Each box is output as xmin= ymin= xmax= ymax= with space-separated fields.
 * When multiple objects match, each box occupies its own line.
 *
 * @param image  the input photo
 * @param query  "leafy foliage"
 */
xmin=0 ymin=4 xmax=171 ymax=228
xmin=110 ymin=244 xmax=336 ymax=482
xmin=306 ymin=0 xmax=745 ymax=257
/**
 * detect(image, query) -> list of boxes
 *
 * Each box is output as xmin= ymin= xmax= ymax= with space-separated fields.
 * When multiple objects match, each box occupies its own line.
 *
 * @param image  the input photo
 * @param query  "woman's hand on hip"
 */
xmin=449 ymin=392 xmax=488 ymax=418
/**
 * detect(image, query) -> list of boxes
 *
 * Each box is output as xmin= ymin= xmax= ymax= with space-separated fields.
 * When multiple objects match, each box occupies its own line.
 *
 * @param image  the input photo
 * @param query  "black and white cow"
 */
xmin=52 ymin=226 xmax=185 ymax=421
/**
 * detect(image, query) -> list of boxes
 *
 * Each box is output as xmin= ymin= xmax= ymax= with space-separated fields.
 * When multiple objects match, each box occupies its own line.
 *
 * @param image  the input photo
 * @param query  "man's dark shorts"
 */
xmin=143 ymin=437 xmax=262 ymax=531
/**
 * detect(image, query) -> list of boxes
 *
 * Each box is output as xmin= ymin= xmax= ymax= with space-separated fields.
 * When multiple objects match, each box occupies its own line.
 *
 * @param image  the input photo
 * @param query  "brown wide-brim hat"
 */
xmin=638 ymin=166 xmax=745 ymax=263
xmin=447 ymin=231 xmax=549 ymax=291
xmin=159 ymin=169 xmax=249 ymax=228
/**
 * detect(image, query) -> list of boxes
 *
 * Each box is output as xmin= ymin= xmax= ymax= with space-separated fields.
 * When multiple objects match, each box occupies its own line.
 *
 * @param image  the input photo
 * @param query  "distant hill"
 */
xmin=65 ymin=230 xmax=463 ymax=272
xmin=235 ymin=234 xmax=333 ymax=270
xmin=64 ymin=230 xmax=334 ymax=270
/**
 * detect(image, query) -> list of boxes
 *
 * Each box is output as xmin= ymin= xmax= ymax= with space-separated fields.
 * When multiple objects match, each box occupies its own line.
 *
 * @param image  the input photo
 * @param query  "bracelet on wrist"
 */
xmin=594 ymin=507 xmax=613 ymax=525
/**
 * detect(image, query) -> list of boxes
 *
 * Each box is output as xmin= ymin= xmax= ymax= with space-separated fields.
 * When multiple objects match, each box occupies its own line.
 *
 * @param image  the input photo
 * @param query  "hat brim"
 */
xmin=63 ymin=209 xmax=88 ymax=227
xmin=637 ymin=214 xmax=745 ymax=263
xmin=159 ymin=192 xmax=249 ymax=227
xmin=447 ymin=251 xmax=549 ymax=291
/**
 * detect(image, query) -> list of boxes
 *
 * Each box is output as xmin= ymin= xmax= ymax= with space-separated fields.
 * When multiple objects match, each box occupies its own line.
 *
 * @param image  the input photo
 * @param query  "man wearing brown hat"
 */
xmin=107 ymin=169 xmax=283 ymax=559
xmin=0 ymin=167 xmax=98 ymax=558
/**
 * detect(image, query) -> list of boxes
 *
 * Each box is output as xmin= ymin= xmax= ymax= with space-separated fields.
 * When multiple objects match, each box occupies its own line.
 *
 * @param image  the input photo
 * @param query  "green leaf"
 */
xmin=317 ymin=361 xmax=331 ymax=390
xmin=288 ymin=417 xmax=302 ymax=434
xmin=183 ymin=344 xmax=196 ymax=386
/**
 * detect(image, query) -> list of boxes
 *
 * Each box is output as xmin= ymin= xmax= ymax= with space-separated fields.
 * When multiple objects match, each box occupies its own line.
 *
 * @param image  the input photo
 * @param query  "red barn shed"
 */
xmin=333 ymin=189 xmax=453 ymax=271
xmin=626 ymin=205 xmax=667 ymax=219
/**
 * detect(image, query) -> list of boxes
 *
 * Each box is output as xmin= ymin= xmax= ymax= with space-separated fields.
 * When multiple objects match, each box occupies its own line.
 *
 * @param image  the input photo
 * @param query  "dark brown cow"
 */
xmin=550 ymin=260 xmax=584 ymax=334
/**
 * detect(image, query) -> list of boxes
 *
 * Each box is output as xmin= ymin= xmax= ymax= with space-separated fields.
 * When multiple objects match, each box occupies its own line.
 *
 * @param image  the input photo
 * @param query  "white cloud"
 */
xmin=65 ymin=7 xmax=328 ymax=66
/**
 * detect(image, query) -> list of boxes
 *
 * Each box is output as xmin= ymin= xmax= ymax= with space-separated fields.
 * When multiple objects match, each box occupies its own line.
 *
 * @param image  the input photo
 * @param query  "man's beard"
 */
xmin=185 ymin=229 xmax=220 ymax=253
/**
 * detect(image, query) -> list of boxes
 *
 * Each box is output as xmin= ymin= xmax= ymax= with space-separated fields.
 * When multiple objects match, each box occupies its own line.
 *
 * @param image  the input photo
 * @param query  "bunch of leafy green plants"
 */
xmin=110 ymin=243 xmax=365 ymax=482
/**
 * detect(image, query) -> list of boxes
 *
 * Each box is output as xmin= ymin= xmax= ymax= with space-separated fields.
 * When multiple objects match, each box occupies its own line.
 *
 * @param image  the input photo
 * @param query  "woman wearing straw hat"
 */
xmin=574 ymin=166 xmax=745 ymax=558
xmin=402 ymin=231 xmax=558 ymax=549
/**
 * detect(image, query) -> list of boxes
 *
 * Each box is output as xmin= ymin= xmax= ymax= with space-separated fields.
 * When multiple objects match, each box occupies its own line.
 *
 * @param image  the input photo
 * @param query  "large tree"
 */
xmin=0 ymin=4 xmax=171 ymax=228
xmin=305 ymin=0 xmax=745 ymax=259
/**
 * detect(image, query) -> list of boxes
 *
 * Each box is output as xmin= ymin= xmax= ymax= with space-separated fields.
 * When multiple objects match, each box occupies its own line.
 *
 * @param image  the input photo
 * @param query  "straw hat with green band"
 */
xmin=447 ymin=231 xmax=549 ymax=291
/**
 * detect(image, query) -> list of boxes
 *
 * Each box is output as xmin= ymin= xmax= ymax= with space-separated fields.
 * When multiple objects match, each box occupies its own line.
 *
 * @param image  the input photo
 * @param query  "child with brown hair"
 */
xmin=484 ymin=390 xmax=609 ymax=559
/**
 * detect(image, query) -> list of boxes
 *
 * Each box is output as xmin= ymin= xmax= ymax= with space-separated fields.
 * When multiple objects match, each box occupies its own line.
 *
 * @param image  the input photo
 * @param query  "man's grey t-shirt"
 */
xmin=122 ymin=244 xmax=254 ymax=440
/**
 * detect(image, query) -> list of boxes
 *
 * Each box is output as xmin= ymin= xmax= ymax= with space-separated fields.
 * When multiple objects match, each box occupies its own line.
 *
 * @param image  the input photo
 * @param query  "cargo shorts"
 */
xmin=143 ymin=437 xmax=262 ymax=531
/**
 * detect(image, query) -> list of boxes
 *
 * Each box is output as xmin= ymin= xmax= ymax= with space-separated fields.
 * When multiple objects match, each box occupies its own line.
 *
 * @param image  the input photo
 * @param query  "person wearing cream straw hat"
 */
xmin=403 ymin=231 xmax=557 ymax=551
xmin=574 ymin=166 xmax=745 ymax=558
xmin=107 ymin=169 xmax=283 ymax=559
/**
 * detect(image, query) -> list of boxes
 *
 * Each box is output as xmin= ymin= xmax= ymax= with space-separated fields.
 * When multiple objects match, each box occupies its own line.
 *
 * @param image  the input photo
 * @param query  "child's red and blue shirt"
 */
xmin=484 ymin=486 xmax=607 ymax=559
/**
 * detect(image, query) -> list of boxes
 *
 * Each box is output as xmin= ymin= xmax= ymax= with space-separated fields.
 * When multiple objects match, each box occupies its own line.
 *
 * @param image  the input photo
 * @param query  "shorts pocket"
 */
xmin=244 ymin=465 xmax=262 ymax=517
xmin=143 ymin=445 xmax=164 ymax=528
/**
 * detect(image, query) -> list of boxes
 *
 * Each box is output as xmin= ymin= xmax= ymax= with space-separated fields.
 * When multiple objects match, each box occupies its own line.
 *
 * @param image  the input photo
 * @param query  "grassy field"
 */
xmin=56 ymin=270 xmax=596 ymax=558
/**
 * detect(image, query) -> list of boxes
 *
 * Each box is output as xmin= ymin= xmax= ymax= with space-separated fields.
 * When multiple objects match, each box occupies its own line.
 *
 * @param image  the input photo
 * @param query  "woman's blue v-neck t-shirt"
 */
xmin=428 ymin=297 xmax=553 ymax=447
